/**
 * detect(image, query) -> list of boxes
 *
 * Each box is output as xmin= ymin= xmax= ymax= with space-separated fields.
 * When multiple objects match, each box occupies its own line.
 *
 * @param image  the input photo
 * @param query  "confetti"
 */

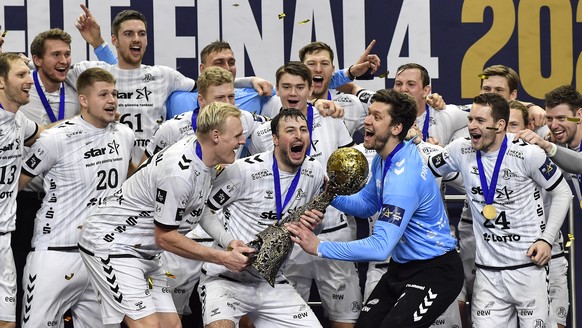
xmin=148 ymin=276 xmax=153 ymax=289
xmin=378 ymin=71 xmax=389 ymax=78
xmin=278 ymin=13 xmax=286 ymax=19
xmin=298 ymin=19 xmax=310 ymax=24
xmin=165 ymin=271 xmax=176 ymax=279
xmin=232 ymin=3 xmax=240 ymax=7
xmin=478 ymin=74 xmax=488 ymax=80
xmin=567 ymin=117 xmax=581 ymax=122
xmin=566 ymin=233 xmax=574 ymax=248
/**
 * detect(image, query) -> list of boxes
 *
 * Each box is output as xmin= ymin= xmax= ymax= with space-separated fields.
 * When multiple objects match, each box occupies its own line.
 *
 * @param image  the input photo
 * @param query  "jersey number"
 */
xmin=0 ymin=165 xmax=17 ymax=185
xmin=96 ymin=169 xmax=119 ymax=190
xmin=482 ymin=210 xmax=511 ymax=230
xmin=120 ymin=113 xmax=144 ymax=132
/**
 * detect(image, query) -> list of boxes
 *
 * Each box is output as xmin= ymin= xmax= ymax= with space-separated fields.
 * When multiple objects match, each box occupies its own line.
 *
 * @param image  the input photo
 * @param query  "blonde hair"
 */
xmin=198 ymin=66 xmax=233 ymax=98
xmin=196 ymin=102 xmax=241 ymax=139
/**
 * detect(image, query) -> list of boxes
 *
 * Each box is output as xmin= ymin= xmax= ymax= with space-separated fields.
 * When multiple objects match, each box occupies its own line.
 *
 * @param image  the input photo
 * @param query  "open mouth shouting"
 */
xmin=290 ymin=141 xmax=305 ymax=160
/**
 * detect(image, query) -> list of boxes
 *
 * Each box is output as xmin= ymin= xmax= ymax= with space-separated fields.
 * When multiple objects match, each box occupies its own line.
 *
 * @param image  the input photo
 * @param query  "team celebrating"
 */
xmin=0 ymin=3 xmax=579 ymax=328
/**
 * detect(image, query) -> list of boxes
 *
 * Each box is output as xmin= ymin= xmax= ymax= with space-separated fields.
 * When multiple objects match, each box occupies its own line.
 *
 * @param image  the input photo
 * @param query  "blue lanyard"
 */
xmin=379 ymin=142 xmax=404 ymax=209
xmin=306 ymin=104 xmax=314 ymax=156
xmin=476 ymin=136 xmax=508 ymax=205
xmin=190 ymin=107 xmax=200 ymax=132
xmin=33 ymin=71 xmax=65 ymax=123
xmin=422 ymin=104 xmax=430 ymax=141
xmin=272 ymin=154 xmax=301 ymax=221
xmin=195 ymin=141 xmax=202 ymax=160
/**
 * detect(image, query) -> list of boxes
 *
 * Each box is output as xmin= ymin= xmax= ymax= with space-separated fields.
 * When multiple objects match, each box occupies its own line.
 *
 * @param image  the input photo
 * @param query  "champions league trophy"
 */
xmin=247 ymin=148 xmax=369 ymax=286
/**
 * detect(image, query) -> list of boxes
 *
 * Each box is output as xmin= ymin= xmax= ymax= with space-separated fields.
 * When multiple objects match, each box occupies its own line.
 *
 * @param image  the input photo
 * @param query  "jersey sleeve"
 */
xmin=525 ymin=144 xmax=564 ymax=191
xmin=427 ymin=139 xmax=463 ymax=177
xmin=20 ymin=114 xmax=38 ymax=142
xmin=164 ymin=67 xmax=196 ymax=93
xmin=145 ymin=120 xmax=175 ymax=157
xmin=329 ymin=69 xmax=351 ymax=89
xmin=166 ymin=91 xmax=199 ymax=119
xmin=335 ymin=118 xmax=354 ymax=148
xmin=94 ymin=43 xmax=118 ymax=65
xmin=21 ymin=130 xmax=59 ymax=177
xmin=206 ymin=163 xmax=244 ymax=210
xmin=320 ymin=169 xmax=421 ymax=261
xmin=153 ymin=173 xmax=194 ymax=229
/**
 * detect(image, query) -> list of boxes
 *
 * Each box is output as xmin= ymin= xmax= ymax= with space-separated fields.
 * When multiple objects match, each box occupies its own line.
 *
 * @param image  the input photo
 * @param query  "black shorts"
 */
xmin=357 ymin=250 xmax=464 ymax=328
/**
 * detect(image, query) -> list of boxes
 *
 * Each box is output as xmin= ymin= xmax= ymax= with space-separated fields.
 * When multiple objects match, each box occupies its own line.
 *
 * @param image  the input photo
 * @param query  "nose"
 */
xmin=363 ymin=114 xmax=372 ymax=125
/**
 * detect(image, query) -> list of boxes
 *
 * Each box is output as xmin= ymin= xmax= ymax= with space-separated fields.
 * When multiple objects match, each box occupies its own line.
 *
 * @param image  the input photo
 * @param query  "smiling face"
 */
xmin=273 ymin=114 xmax=309 ymax=172
xmin=215 ymin=115 xmax=245 ymax=164
xmin=0 ymin=58 xmax=33 ymax=111
xmin=112 ymin=19 xmax=147 ymax=69
xmin=468 ymin=103 xmax=504 ymax=152
xmin=276 ymin=73 xmax=312 ymax=115
xmin=80 ymin=81 xmax=118 ymax=128
xmin=33 ymin=39 xmax=71 ymax=90
xmin=394 ymin=68 xmax=430 ymax=115
xmin=480 ymin=75 xmax=517 ymax=101
xmin=546 ymin=103 xmax=581 ymax=148
xmin=302 ymin=50 xmax=334 ymax=100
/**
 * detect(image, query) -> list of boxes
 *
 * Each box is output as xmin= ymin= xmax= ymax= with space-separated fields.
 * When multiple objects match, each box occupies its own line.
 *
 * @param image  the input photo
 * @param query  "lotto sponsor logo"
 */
xmin=482 ymin=233 xmax=521 ymax=242
xmin=0 ymin=191 xmax=14 ymax=199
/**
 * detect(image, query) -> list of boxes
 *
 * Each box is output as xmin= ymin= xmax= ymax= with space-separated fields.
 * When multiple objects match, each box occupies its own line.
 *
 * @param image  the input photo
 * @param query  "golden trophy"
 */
xmin=247 ymin=147 xmax=369 ymax=286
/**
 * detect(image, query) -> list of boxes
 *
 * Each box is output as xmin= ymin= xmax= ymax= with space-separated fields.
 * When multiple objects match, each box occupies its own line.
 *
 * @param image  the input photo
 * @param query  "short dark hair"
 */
xmin=200 ymin=41 xmax=232 ymax=65
xmin=299 ymin=42 xmax=334 ymax=62
xmin=0 ymin=53 xmax=25 ymax=80
xmin=545 ymin=85 xmax=582 ymax=115
xmin=396 ymin=63 xmax=430 ymax=87
xmin=76 ymin=67 xmax=116 ymax=96
xmin=275 ymin=61 xmax=312 ymax=88
xmin=479 ymin=65 xmax=519 ymax=94
xmin=473 ymin=93 xmax=510 ymax=129
xmin=371 ymin=89 xmax=417 ymax=141
xmin=30 ymin=29 xmax=72 ymax=59
xmin=271 ymin=108 xmax=306 ymax=136
xmin=112 ymin=10 xmax=147 ymax=36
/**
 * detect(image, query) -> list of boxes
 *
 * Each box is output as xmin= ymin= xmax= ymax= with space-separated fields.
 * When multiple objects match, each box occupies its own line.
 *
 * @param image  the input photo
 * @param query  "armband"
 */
xmin=547 ymin=143 xmax=557 ymax=157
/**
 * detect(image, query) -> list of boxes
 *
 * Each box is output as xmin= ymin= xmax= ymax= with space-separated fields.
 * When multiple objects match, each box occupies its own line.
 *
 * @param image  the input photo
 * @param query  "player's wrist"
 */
xmin=546 ymin=142 xmax=557 ymax=157
xmin=534 ymin=238 xmax=552 ymax=247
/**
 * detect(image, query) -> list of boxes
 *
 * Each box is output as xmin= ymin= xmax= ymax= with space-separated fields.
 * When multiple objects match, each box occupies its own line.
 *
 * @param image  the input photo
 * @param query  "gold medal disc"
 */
xmin=579 ymin=199 xmax=582 ymax=210
xmin=483 ymin=204 xmax=497 ymax=220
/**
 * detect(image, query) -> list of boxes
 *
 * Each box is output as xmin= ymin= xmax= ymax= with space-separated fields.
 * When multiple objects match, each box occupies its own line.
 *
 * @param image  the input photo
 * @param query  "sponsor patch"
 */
xmin=378 ymin=204 xmax=405 ymax=227
xmin=156 ymin=188 xmax=167 ymax=204
xmin=538 ymin=158 xmax=557 ymax=180
xmin=213 ymin=189 xmax=230 ymax=205
xmin=175 ymin=208 xmax=185 ymax=221
xmin=430 ymin=153 xmax=446 ymax=168
xmin=25 ymin=154 xmax=41 ymax=170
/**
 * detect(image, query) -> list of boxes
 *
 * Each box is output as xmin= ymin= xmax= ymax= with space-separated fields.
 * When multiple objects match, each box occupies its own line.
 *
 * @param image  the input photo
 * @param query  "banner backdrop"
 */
xmin=2 ymin=0 xmax=580 ymax=105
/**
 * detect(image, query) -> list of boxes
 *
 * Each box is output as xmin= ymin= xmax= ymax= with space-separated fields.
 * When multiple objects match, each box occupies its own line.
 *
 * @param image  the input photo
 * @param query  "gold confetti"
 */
xmin=378 ymin=71 xmax=389 ymax=78
xmin=478 ymin=74 xmax=488 ymax=80
xmin=567 ymin=117 xmax=581 ymax=122
xmin=298 ymin=19 xmax=310 ymax=24
xmin=278 ymin=13 xmax=286 ymax=19
xmin=165 ymin=271 xmax=176 ymax=279
xmin=566 ymin=233 xmax=574 ymax=248
xmin=65 ymin=273 xmax=75 ymax=280
xmin=148 ymin=276 xmax=153 ymax=289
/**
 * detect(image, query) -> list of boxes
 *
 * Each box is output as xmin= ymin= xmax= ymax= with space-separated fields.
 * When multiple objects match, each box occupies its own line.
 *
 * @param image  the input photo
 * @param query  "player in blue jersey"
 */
xmin=286 ymin=88 xmax=463 ymax=328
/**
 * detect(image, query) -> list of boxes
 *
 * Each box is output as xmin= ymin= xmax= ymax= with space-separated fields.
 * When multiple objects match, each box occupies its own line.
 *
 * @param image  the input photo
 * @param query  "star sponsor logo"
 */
xmin=108 ymin=140 xmax=120 ymax=155
xmin=136 ymin=87 xmax=152 ymax=101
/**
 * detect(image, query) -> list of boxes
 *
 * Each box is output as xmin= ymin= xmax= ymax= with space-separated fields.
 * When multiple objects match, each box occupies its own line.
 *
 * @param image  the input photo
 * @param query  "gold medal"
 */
xmin=483 ymin=204 xmax=497 ymax=220
xmin=579 ymin=199 xmax=582 ymax=209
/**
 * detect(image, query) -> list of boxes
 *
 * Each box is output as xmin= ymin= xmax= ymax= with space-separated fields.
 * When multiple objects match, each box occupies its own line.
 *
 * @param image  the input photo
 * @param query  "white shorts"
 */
xmin=548 ymin=256 xmax=569 ymax=327
xmin=472 ymin=266 xmax=549 ymax=328
xmin=21 ymin=250 xmax=109 ymax=328
xmin=284 ymin=222 xmax=361 ymax=323
xmin=80 ymin=251 xmax=176 ymax=325
xmin=364 ymin=261 xmax=388 ymax=302
xmin=431 ymin=300 xmax=462 ymax=327
xmin=0 ymin=233 xmax=16 ymax=322
xmin=457 ymin=216 xmax=475 ymax=301
xmin=198 ymin=274 xmax=322 ymax=328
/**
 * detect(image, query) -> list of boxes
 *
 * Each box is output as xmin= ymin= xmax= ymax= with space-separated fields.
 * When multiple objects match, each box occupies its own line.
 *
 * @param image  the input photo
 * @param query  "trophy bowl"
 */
xmin=248 ymin=147 xmax=369 ymax=286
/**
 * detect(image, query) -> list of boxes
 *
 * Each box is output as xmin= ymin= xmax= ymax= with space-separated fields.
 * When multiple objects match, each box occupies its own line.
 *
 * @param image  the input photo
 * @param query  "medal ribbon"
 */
xmin=422 ymin=104 xmax=430 ymax=141
xmin=190 ymin=107 xmax=200 ymax=132
xmin=476 ymin=136 xmax=508 ymax=206
xmin=33 ymin=71 xmax=65 ymax=123
xmin=306 ymin=104 xmax=314 ymax=156
xmin=195 ymin=141 xmax=203 ymax=160
xmin=379 ymin=142 xmax=404 ymax=210
xmin=272 ymin=154 xmax=301 ymax=221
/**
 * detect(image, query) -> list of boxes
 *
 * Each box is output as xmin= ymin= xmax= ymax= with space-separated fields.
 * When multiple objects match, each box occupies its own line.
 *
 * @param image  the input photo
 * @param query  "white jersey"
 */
xmin=69 ymin=61 xmax=196 ymax=164
xmin=428 ymin=134 xmax=564 ymax=269
xmin=145 ymin=109 xmax=266 ymax=158
xmin=330 ymin=90 xmax=368 ymax=136
xmin=78 ymin=136 xmax=214 ymax=258
xmin=19 ymin=78 xmax=80 ymax=192
xmin=0 ymin=110 xmax=37 ymax=232
xmin=416 ymin=105 xmax=469 ymax=144
xmin=21 ymin=116 xmax=134 ymax=249
xmin=248 ymin=109 xmax=353 ymax=230
xmin=203 ymin=151 xmax=325 ymax=282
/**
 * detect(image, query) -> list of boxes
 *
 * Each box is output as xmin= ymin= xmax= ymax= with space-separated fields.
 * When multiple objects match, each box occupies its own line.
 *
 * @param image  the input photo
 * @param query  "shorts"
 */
xmin=80 ymin=250 xmax=176 ymax=325
xmin=364 ymin=261 xmax=389 ymax=302
xmin=548 ymin=256 xmax=569 ymax=327
xmin=0 ymin=233 xmax=16 ymax=322
xmin=457 ymin=216 xmax=475 ymax=301
xmin=21 ymin=250 xmax=106 ymax=327
xmin=198 ymin=274 xmax=322 ymax=328
xmin=284 ymin=220 xmax=361 ymax=323
xmin=472 ymin=266 xmax=549 ymax=328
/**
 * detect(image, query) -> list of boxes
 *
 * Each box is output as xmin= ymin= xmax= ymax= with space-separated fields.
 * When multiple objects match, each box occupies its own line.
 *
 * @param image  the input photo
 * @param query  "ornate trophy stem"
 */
xmin=247 ymin=148 xmax=369 ymax=286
